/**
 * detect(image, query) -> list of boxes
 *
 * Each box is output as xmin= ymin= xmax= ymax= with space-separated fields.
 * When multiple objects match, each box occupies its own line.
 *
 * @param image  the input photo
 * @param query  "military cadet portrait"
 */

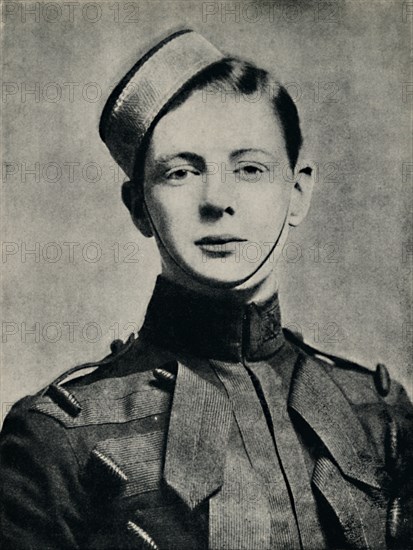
xmin=1 ymin=3 xmax=412 ymax=550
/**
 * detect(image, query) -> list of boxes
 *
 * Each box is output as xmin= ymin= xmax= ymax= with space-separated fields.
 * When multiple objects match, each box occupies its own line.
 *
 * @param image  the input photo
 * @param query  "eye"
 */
xmin=235 ymin=163 xmax=267 ymax=181
xmin=165 ymin=167 xmax=200 ymax=182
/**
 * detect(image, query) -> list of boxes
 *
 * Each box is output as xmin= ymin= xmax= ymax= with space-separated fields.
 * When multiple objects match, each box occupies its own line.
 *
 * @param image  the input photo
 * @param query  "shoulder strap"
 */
xmin=40 ymin=333 xmax=137 ymax=394
xmin=283 ymin=327 xmax=391 ymax=396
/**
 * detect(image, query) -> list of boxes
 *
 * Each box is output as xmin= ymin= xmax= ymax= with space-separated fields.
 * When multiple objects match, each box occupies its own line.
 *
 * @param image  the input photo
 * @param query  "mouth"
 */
xmin=194 ymin=235 xmax=247 ymax=257
xmin=195 ymin=235 xmax=247 ymax=246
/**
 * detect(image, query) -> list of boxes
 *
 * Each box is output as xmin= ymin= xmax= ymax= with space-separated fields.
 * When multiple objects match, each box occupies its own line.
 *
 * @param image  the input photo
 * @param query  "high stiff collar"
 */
xmin=139 ymin=275 xmax=286 ymax=362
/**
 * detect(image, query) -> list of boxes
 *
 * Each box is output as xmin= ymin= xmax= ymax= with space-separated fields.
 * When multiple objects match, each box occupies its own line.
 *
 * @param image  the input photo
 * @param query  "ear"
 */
xmin=288 ymin=162 xmax=315 ymax=227
xmin=121 ymin=180 xmax=153 ymax=238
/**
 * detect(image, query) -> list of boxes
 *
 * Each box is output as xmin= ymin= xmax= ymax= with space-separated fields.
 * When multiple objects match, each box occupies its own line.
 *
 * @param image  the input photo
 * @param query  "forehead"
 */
xmin=148 ymin=89 xmax=286 ymax=160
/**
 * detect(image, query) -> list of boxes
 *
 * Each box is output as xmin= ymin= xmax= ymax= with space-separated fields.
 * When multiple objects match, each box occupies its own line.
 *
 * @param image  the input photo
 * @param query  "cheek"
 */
xmin=242 ymin=184 xmax=290 ymax=233
xmin=144 ymin=188 xmax=195 ymax=240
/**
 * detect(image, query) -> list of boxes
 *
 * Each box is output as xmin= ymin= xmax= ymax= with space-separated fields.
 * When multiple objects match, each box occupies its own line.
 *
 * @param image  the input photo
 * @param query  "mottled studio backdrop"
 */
xmin=1 ymin=0 xmax=412 ymax=422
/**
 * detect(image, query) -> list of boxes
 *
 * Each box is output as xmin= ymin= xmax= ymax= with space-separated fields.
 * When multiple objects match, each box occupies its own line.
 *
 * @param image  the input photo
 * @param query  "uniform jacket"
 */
xmin=1 ymin=277 xmax=412 ymax=550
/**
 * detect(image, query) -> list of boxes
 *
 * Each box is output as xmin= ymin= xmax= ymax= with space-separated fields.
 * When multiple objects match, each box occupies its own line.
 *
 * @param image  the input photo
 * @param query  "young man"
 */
xmin=1 ymin=30 xmax=412 ymax=549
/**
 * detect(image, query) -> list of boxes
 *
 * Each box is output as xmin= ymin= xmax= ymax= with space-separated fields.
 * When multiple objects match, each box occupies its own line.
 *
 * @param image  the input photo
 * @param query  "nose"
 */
xmin=199 ymin=171 xmax=236 ymax=221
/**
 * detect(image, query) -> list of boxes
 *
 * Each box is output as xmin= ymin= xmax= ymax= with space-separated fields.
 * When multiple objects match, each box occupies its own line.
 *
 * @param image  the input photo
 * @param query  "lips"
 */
xmin=195 ymin=235 xmax=247 ymax=245
xmin=195 ymin=235 xmax=247 ymax=257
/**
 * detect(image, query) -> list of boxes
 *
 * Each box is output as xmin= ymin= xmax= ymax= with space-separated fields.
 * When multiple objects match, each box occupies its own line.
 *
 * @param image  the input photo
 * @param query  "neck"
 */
xmin=160 ymin=267 xmax=279 ymax=306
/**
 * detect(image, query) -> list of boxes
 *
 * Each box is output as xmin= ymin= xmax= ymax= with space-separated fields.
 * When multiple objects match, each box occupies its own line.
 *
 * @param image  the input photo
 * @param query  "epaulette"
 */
xmin=283 ymin=328 xmax=392 ymax=398
xmin=37 ymin=333 xmax=138 ymax=418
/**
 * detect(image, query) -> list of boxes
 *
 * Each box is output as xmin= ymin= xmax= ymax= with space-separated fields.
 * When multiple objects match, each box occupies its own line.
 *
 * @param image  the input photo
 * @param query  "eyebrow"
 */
xmin=229 ymin=148 xmax=276 ymax=161
xmin=153 ymin=148 xmax=276 ymax=169
xmin=154 ymin=152 xmax=205 ymax=167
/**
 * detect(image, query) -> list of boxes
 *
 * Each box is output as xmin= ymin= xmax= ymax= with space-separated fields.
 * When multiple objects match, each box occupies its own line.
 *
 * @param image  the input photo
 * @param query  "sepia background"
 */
xmin=1 ymin=0 xmax=412 ymax=421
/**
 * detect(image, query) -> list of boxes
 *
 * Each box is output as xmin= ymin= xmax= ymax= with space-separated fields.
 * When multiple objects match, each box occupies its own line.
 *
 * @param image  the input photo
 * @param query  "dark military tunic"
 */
xmin=1 ymin=275 xmax=412 ymax=549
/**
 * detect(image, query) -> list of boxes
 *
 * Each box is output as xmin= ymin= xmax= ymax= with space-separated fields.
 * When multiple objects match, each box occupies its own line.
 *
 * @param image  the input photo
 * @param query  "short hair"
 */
xmin=132 ymin=58 xmax=303 ymax=185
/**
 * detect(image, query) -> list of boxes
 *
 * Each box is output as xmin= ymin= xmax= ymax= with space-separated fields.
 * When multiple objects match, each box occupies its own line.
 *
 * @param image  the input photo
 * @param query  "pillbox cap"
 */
xmin=99 ymin=30 xmax=224 ymax=178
